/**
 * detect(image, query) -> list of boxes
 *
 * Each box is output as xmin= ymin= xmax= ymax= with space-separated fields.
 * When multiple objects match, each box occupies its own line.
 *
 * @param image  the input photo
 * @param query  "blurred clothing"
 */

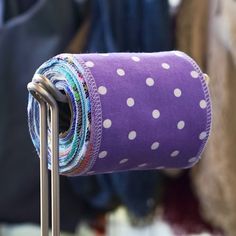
xmin=163 ymin=172 xmax=222 ymax=235
xmin=0 ymin=0 xmax=172 ymax=230
xmin=85 ymin=0 xmax=172 ymax=53
xmin=2 ymin=0 xmax=38 ymax=23
xmin=191 ymin=0 xmax=236 ymax=235
xmin=175 ymin=0 xmax=208 ymax=69
xmin=0 ymin=0 xmax=90 ymax=232
xmin=107 ymin=173 xmax=221 ymax=236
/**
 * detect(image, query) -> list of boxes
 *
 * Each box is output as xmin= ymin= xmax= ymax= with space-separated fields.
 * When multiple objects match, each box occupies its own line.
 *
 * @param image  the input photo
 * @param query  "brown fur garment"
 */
xmin=191 ymin=0 xmax=236 ymax=235
xmin=177 ymin=0 xmax=236 ymax=235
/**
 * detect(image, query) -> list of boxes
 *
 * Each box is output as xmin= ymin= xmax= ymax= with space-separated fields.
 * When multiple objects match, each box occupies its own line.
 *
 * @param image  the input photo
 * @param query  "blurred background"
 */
xmin=0 ymin=0 xmax=236 ymax=235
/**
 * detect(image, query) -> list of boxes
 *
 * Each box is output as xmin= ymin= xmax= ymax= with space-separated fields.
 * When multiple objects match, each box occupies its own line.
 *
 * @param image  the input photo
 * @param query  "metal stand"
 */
xmin=27 ymin=71 xmax=210 ymax=236
xmin=27 ymin=75 xmax=67 ymax=236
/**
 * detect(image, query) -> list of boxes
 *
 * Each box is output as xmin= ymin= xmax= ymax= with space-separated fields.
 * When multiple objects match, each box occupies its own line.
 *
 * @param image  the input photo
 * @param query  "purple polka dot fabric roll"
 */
xmin=28 ymin=51 xmax=212 ymax=176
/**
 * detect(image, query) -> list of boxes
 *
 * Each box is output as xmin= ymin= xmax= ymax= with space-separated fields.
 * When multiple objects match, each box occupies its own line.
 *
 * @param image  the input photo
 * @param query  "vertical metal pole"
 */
xmin=28 ymin=79 xmax=62 ymax=236
xmin=39 ymin=101 xmax=49 ymax=236
xmin=50 ymin=105 xmax=60 ymax=236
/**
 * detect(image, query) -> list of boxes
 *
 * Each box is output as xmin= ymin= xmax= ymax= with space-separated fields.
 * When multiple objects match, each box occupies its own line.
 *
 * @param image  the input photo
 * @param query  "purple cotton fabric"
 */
xmin=28 ymin=51 xmax=212 ymax=176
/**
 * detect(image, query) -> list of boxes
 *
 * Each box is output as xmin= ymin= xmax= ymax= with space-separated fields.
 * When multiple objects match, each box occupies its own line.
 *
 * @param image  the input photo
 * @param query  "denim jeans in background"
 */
xmin=85 ymin=0 xmax=172 ymax=53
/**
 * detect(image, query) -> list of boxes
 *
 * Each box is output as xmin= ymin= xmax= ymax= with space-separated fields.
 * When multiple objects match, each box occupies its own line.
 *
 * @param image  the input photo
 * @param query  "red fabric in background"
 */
xmin=162 ymin=171 xmax=223 ymax=235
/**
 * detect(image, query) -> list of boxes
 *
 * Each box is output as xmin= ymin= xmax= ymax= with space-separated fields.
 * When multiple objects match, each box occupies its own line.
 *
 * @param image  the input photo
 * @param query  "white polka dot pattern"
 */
xmin=199 ymin=131 xmax=207 ymax=140
xmin=138 ymin=163 xmax=147 ymax=168
xmin=127 ymin=98 xmax=135 ymax=107
xmin=128 ymin=131 xmax=137 ymax=140
xmin=162 ymin=63 xmax=170 ymax=69
xmin=177 ymin=121 xmax=185 ymax=130
xmin=151 ymin=142 xmax=160 ymax=150
xmin=191 ymin=71 xmax=199 ymax=78
xmin=152 ymin=109 xmax=160 ymax=119
xmin=103 ymin=119 xmax=112 ymax=128
xmin=188 ymin=157 xmax=197 ymax=163
xmin=171 ymin=150 xmax=180 ymax=157
xmin=117 ymin=68 xmax=125 ymax=76
xmin=85 ymin=61 xmax=94 ymax=68
xmin=131 ymin=56 xmax=140 ymax=62
xmin=174 ymin=88 xmax=182 ymax=97
xmin=98 ymin=86 xmax=107 ymax=95
xmin=199 ymin=100 xmax=207 ymax=109
xmin=80 ymin=53 xmax=210 ymax=173
xmin=119 ymin=158 xmax=128 ymax=164
xmin=156 ymin=166 xmax=164 ymax=169
xmin=99 ymin=151 xmax=107 ymax=158
xmin=146 ymin=77 xmax=155 ymax=86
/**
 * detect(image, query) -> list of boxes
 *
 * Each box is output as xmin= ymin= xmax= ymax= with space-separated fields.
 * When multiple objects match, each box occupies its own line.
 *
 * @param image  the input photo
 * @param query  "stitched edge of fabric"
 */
xmin=175 ymin=51 xmax=212 ymax=168
xmin=68 ymin=55 xmax=103 ymax=175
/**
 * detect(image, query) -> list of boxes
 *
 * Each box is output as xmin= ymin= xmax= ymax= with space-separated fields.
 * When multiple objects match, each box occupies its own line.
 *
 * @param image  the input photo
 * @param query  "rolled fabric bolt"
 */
xmin=27 ymin=51 xmax=212 ymax=176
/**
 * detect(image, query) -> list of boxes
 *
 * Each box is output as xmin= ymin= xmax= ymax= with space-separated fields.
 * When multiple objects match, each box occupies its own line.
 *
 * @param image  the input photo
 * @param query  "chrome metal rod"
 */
xmin=40 ymin=101 xmax=49 ymax=236
xmin=50 ymin=100 xmax=60 ymax=236
xmin=27 ymin=86 xmax=49 ymax=236
xmin=28 ymin=81 xmax=60 ymax=236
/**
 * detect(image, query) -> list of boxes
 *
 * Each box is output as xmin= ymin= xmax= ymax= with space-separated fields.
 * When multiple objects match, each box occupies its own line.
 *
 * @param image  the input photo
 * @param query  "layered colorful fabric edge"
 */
xmin=27 ymin=54 xmax=102 ymax=175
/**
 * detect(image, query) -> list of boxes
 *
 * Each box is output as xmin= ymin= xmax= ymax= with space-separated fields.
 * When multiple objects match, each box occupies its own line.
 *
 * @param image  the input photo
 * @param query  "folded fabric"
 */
xmin=28 ymin=51 xmax=211 ymax=176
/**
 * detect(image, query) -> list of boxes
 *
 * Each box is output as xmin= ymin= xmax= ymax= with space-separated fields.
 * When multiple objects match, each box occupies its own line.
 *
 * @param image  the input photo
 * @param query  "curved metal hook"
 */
xmin=28 ymin=82 xmax=59 ymax=110
xmin=33 ymin=74 xmax=68 ymax=103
